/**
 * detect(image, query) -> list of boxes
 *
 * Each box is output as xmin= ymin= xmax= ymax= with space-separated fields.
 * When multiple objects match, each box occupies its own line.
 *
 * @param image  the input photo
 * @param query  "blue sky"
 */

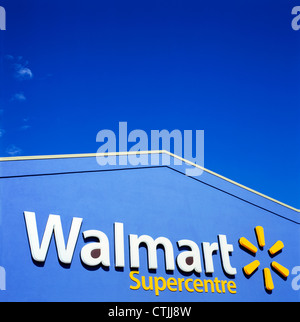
xmin=0 ymin=0 xmax=299 ymax=208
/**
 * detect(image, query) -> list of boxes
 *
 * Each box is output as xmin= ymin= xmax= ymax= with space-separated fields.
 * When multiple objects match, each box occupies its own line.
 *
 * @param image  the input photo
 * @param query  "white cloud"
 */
xmin=14 ymin=65 xmax=33 ymax=80
xmin=6 ymin=144 xmax=22 ymax=156
xmin=0 ymin=128 xmax=5 ymax=137
xmin=5 ymin=55 xmax=34 ymax=81
xmin=11 ymin=92 xmax=26 ymax=102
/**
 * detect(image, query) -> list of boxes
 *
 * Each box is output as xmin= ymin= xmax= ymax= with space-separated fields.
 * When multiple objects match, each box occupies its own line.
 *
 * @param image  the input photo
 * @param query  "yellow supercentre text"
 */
xmin=129 ymin=271 xmax=237 ymax=296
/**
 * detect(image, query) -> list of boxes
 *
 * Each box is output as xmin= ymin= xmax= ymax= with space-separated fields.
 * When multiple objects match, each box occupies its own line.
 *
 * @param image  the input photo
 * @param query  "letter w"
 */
xmin=24 ymin=211 xmax=82 ymax=264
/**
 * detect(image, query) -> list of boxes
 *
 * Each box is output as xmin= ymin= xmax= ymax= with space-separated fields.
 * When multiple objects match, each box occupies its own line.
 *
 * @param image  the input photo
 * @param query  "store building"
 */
xmin=0 ymin=151 xmax=299 ymax=301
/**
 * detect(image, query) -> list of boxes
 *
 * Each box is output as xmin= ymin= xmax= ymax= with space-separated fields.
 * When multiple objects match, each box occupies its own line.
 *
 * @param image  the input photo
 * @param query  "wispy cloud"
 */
xmin=10 ymin=92 xmax=26 ymax=102
xmin=19 ymin=117 xmax=31 ymax=131
xmin=5 ymin=55 xmax=34 ymax=81
xmin=20 ymin=125 xmax=31 ymax=131
xmin=0 ymin=128 xmax=5 ymax=137
xmin=14 ymin=65 xmax=33 ymax=81
xmin=3 ymin=55 xmax=34 ymax=141
xmin=6 ymin=144 xmax=22 ymax=156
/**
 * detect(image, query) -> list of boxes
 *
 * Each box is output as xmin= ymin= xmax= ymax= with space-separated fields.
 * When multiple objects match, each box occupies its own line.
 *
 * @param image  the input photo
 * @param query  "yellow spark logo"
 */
xmin=239 ymin=226 xmax=289 ymax=291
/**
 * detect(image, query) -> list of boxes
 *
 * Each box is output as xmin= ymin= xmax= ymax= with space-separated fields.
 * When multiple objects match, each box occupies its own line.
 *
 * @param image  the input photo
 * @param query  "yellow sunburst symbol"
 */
xmin=239 ymin=226 xmax=289 ymax=291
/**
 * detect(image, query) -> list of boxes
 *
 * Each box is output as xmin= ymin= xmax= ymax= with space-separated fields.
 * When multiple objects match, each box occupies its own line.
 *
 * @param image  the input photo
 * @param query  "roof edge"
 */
xmin=0 ymin=150 xmax=299 ymax=213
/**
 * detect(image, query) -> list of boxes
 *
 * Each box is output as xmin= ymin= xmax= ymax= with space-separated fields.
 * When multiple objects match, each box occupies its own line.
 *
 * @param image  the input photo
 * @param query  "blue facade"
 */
xmin=0 ymin=153 xmax=299 ymax=301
